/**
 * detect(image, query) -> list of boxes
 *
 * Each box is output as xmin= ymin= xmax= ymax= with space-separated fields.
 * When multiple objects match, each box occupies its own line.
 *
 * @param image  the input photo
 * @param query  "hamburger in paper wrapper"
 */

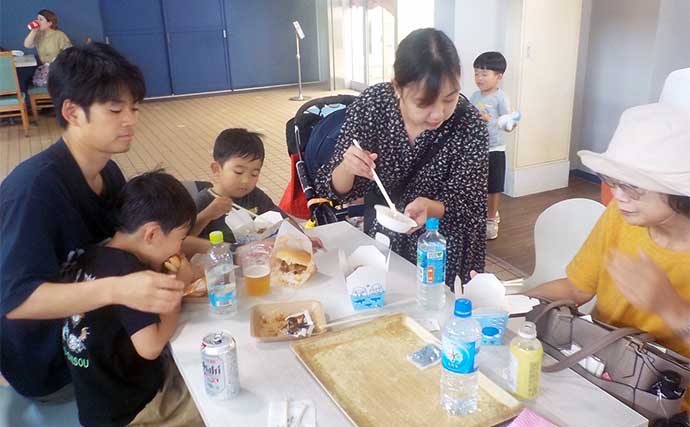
xmin=270 ymin=221 xmax=315 ymax=288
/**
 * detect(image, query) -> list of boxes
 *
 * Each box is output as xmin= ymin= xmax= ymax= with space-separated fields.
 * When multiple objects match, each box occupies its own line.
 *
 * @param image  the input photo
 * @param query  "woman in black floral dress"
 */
xmin=314 ymin=28 xmax=489 ymax=285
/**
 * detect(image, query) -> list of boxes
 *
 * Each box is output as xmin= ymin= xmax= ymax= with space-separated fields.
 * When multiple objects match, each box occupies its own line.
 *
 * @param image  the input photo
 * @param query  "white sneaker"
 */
xmin=486 ymin=219 xmax=499 ymax=240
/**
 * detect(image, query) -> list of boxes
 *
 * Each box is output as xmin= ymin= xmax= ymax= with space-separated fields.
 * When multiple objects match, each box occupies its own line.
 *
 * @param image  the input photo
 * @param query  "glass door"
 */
xmin=330 ymin=0 xmax=433 ymax=91
xmin=366 ymin=1 xmax=396 ymax=85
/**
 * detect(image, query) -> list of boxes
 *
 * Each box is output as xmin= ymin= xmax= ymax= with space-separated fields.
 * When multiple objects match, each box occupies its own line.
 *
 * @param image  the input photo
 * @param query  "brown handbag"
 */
xmin=526 ymin=299 xmax=690 ymax=421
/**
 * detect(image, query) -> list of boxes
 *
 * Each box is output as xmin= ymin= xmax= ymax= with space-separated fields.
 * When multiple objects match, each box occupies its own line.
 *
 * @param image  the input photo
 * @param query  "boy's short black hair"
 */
xmin=213 ymin=128 xmax=265 ymax=166
xmin=473 ymin=51 xmax=507 ymax=74
xmin=48 ymin=42 xmax=146 ymax=129
xmin=116 ymin=170 xmax=196 ymax=235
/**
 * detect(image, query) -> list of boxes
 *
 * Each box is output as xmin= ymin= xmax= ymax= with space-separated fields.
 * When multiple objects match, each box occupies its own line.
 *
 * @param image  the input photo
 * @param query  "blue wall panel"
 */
xmin=226 ymin=0 xmax=319 ymax=89
xmin=163 ymin=0 xmax=230 ymax=94
xmin=100 ymin=0 xmax=172 ymax=97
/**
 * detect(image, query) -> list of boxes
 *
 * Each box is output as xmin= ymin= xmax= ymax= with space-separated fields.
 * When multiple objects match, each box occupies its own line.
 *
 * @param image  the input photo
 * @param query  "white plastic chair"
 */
xmin=523 ymin=198 xmax=606 ymax=314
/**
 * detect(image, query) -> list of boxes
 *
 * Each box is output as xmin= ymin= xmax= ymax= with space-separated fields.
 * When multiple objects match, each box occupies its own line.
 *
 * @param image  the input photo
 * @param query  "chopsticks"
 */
xmin=207 ymin=188 xmax=258 ymax=218
xmin=352 ymin=140 xmax=399 ymax=215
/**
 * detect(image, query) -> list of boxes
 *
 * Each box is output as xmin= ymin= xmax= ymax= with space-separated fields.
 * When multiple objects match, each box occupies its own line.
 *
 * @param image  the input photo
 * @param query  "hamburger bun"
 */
xmin=275 ymin=248 xmax=311 ymax=265
xmin=163 ymin=255 xmax=182 ymax=273
xmin=271 ymin=247 xmax=315 ymax=288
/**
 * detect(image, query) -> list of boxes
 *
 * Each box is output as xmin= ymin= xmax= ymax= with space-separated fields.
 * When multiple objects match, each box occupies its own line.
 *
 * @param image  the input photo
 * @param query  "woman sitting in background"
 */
xmin=23 ymin=9 xmax=71 ymax=86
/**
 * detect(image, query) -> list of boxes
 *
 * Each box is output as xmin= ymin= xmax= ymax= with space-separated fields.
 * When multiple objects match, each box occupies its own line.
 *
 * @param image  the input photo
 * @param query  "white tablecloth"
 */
xmin=169 ymin=221 xmax=648 ymax=427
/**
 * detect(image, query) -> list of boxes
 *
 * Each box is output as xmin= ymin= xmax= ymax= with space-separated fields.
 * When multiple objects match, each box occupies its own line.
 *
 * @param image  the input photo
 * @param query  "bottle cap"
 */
xmin=209 ymin=230 xmax=224 ymax=245
xmin=482 ymin=326 xmax=500 ymax=339
xmin=426 ymin=217 xmax=439 ymax=231
xmin=518 ymin=321 xmax=537 ymax=340
xmin=454 ymin=298 xmax=472 ymax=318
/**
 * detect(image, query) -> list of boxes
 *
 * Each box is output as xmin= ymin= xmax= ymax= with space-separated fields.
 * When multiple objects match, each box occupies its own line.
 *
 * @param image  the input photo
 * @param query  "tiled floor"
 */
xmin=485 ymin=254 xmax=524 ymax=281
xmin=0 ymin=84 xmax=350 ymax=202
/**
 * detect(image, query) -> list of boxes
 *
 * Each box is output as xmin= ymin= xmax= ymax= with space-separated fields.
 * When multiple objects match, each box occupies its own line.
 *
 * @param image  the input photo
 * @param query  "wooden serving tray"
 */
xmin=291 ymin=313 xmax=521 ymax=427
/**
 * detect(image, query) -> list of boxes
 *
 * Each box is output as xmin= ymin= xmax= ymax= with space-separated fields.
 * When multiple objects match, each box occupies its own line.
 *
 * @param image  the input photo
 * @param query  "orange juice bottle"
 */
xmin=508 ymin=321 xmax=543 ymax=399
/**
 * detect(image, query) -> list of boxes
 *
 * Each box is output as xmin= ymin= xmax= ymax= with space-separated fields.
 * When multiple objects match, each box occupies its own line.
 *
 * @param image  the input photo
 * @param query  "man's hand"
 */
xmin=113 ymin=271 xmax=184 ymax=314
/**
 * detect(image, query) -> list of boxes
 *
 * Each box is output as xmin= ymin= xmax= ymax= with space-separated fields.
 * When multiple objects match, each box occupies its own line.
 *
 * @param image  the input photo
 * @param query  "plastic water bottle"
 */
xmin=441 ymin=298 xmax=481 ymax=415
xmin=497 ymin=111 xmax=521 ymax=131
xmin=416 ymin=218 xmax=447 ymax=310
xmin=205 ymin=231 xmax=237 ymax=316
xmin=508 ymin=321 xmax=543 ymax=399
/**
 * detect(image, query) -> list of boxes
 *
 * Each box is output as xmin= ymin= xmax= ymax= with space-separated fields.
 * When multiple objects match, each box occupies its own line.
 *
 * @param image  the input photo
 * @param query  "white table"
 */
xmin=13 ymin=54 xmax=37 ymax=68
xmin=169 ymin=221 xmax=648 ymax=427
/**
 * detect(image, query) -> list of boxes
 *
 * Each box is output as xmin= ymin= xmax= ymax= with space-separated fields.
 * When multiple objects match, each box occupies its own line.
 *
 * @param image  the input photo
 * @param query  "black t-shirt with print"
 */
xmin=62 ymin=246 xmax=163 ymax=427
xmin=0 ymin=139 xmax=125 ymax=398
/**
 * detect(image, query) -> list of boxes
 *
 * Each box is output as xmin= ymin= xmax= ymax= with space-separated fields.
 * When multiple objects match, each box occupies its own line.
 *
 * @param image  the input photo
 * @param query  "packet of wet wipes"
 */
xmin=407 ymin=344 xmax=441 ymax=370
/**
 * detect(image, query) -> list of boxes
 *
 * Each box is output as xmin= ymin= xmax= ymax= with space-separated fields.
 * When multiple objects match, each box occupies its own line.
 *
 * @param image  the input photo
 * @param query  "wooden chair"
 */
xmin=0 ymin=52 xmax=29 ymax=137
xmin=28 ymin=86 xmax=53 ymax=122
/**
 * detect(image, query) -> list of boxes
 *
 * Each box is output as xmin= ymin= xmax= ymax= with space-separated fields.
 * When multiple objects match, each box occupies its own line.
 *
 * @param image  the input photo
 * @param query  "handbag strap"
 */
xmin=542 ymin=326 xmax=645 ymax=373
xmin=532 ymin=299 xmax=579 ymax=324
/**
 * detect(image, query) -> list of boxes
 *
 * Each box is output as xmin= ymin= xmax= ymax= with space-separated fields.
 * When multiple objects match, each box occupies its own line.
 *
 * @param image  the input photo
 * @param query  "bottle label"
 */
xmin=509 ymin=346 xmax=542 ymax=399
xmin=441 ymin=338 xmax=477 ymax=374
xmin=417 ymin=246 xmax=446 ymax=285
xmin=209 ymin=288 xmax=236 ymax=308
xmin=508 ymin=353 xmax=518 ymax=392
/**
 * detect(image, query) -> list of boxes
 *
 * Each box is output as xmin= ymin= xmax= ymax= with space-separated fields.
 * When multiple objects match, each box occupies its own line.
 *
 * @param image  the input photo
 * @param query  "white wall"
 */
xmin=648 ymin=0 xmax=690 ymax=101
xmin=453 ymin=0 xmax=509 ymax=96
xmin=569 ymin=0 xmax=593 ymax=170
xmin=570 ymin=0 xmax=690 ymax=170
xmin=398 ymin=0 xmax=435 ymax=41
xmin=434 ymin=0 xmax=455 ymax=41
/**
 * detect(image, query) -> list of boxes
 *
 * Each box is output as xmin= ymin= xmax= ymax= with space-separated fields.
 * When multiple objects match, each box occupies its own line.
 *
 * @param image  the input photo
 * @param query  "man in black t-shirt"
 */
xmin=63 ymin=171 xmax=203 ymax=427
xmin=0 ymin=44 xmax=184 ymax=401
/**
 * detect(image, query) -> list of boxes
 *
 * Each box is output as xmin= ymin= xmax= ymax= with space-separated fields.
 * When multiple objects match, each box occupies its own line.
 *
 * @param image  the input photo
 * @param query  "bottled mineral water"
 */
xmin=416 ymin=218 xmax=447 ymax=310
xmin=441 ymin=298 xmax=481 ymax=415
xmin=205 ymin=231 xmax=237 ymax=315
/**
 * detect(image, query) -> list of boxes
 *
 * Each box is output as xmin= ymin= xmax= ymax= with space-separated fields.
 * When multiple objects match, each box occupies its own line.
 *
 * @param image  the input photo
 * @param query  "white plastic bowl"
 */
xmin=374 ymin=205 xmax=417 ymax=233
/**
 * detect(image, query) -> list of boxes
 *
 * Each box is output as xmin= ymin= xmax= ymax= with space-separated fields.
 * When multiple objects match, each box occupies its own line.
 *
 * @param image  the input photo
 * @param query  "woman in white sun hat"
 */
xmin=526 ymin=102 xmax=690 ymax=378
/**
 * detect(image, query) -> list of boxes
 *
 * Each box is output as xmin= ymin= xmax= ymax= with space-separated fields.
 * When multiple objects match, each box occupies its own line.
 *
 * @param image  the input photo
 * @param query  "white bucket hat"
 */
xmin=659 ymin=67 xmax=690 ymax=113
xmin=578 ymin=102 xmax=690 ymax=197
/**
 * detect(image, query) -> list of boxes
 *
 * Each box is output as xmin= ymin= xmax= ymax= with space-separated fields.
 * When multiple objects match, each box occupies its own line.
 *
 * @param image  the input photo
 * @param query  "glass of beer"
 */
xmin=241 ymin=243 xmax=271 ymax=296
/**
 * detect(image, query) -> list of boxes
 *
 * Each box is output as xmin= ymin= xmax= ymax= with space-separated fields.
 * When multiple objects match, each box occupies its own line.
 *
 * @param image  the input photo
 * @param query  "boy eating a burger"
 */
xmin=60 ymin=170 xmax=203 ymax=427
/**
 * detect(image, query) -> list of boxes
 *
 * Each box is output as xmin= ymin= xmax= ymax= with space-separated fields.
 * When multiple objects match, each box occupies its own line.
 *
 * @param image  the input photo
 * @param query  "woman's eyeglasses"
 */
xmin=598 ymin=174 xmax=647 ymax=200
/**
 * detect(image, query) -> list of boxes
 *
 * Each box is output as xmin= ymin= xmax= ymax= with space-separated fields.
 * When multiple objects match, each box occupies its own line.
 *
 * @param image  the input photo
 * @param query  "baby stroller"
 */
xmin=279 ymin=94 xmax=363 ymax=227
